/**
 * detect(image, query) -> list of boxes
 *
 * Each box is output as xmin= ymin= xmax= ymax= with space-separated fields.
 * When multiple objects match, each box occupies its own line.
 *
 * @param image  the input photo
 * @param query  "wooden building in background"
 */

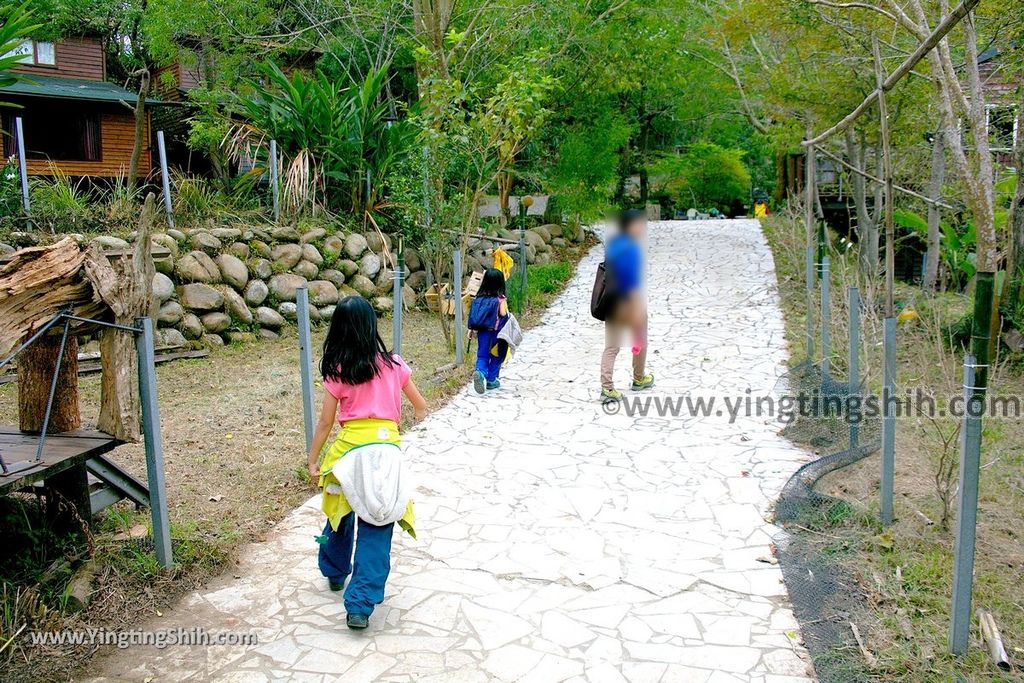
xmin=0 ymin=36 xmax=165 ymax=178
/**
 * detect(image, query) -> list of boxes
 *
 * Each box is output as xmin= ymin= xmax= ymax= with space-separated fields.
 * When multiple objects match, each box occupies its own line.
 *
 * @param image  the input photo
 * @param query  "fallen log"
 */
xmin=0 ymin=236 xmax=106 ymax=361
xmin=62 ymin=559 xmax=99 ymax=613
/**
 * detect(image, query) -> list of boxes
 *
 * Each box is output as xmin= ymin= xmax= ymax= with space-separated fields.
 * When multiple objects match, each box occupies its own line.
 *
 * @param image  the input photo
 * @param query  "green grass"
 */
xmin=507 ymin=261 xmax=574 ymax=320
xmin=762 ymin=213 xmax=1024 ymax=682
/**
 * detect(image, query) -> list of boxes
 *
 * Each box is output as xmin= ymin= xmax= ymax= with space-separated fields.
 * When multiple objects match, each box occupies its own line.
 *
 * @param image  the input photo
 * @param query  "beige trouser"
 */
xmin=600 ymin=312 xmax=648 ymax=391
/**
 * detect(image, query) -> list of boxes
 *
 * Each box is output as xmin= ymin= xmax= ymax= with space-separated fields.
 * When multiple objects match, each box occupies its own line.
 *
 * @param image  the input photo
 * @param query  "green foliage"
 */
xmin=0 ymin=162 xmax=22 ymax=216
xmin=942 ymin=221 xmax=977 ymax=290
xmin=655 ymin=142 xmax=752 ymax=215
xmin=546 ymin=105 xmax=632 ymax=223
xmin=231 ymin=60 xmax=414 ymax=217
xmin=893 ymin=209 xmax=928 ymax=236
xmin=506 ymin=261 xmax=573 ymax=314
xmin=30 ymin=170 xmax=90 ymax=229
xmin=0 ymin=3 xmax=41 ymax=90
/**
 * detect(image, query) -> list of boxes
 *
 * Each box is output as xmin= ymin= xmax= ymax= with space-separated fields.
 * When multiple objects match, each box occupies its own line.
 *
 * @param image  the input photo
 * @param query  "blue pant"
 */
xmin=317 ymin=513 xmax=394 ymax=616
xmin=475 ymin=330 xmax=507 ymax=382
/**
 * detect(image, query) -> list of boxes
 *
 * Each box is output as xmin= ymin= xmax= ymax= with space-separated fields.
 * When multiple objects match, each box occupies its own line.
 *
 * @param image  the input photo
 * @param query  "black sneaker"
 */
xmin=346 ymin=613 xmax=369 ymax=630
xmin=329 ymin=580 xmax=344 ymax=592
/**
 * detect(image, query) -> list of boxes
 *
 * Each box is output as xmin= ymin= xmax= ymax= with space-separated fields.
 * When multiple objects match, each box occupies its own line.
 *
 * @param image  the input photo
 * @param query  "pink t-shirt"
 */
xmin=323 ymin=355 xmax=412 ymax=425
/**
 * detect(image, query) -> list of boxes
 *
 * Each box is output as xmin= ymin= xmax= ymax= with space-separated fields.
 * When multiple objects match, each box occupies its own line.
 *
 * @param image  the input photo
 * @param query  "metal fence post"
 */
xmin=269 ymin=139 xmax=280 ymax=224
xmin=848 ymin=286 xmax=860 ymax=450
xmin=156 ymin=131 xmax=174 ymax=228
xmin=393 ymin=236 xmax=404 ymax=355
xmin=880 ymin=316 xmax=897 ymax=524
xmin=805 ymin=246 xmax=815 ymax=364
xmin=454 ymin=248 xmax=464 ymax=365
xmin=14 ymin=116 xmax=29 ymax=213
xmin=518 ymin=203 xmax=528 ymax=315
xmin=820 ymin=255 xmax=831 ymax=377
xmin=950 ymin=353 xmax=982 ymax=655
xmin=296 ymin=288 xmax=316 ymax=453
xmin=136 ymin=317 xmax=173 ymax=568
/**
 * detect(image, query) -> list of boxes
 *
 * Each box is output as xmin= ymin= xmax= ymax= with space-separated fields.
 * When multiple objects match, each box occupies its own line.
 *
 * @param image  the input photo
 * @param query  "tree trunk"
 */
xmin=127 ymin=70 xmax=150 ymax=189
xmin=498 ymin=171 xmax=512 ymax=225
xmin=615 ymin=140 xmax=632 ymax=205
xmin=18 ymin=332 xmax=80 ymax=434
xmin=846 ymin=128 xmax=879 ymax=278
xmin=83 ymin=194 xmax=158 ymax=442
xmin=923 ymin=129 xmax=945 ymax=293
xmin=1005 ymin=97 xmax=1024 ymax=312
xmin=774 ymin=151 xmax=787 ymax=204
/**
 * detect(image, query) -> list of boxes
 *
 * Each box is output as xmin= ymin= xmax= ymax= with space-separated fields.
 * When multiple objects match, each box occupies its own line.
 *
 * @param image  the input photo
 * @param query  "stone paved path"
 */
xmin=86 ymin=220 xmax=815 ymax=683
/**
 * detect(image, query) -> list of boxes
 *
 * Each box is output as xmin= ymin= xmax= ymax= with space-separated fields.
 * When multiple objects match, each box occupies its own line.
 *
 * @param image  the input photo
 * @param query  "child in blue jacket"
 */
xmin=468 ymin=268 xmax=509 ymax=394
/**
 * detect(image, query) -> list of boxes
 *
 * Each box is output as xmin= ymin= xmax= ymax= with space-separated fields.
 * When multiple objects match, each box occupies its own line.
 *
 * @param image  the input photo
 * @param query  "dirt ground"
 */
xmin=763 ymin=214 xmax=1024 ymax=681
xmin=0 ymin=310 xmax=473 ymax=682
xmin=0 ymin=311 xmax=470 ymax=545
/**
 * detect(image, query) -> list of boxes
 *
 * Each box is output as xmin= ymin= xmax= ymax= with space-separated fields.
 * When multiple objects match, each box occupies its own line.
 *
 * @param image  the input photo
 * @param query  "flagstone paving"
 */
xmin=85 ymin=219 xmax=816 ymax=682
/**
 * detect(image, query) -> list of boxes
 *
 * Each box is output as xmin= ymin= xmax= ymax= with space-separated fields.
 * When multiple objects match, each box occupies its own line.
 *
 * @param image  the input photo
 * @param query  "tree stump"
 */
xmin=17 ymin=331 xmax=80 ymax=433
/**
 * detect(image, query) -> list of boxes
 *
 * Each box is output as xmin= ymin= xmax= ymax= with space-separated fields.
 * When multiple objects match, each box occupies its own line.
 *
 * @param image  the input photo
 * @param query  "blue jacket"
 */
xmin=606 ymin=234 xmax=642 ymax=295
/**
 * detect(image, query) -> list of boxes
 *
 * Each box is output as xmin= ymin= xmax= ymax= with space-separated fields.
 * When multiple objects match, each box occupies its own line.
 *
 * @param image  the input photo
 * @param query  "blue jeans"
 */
xmin=317 ymin=513 xmax=394 ymax=616
xmin=475 ymin=330 xmax=507 ymax=382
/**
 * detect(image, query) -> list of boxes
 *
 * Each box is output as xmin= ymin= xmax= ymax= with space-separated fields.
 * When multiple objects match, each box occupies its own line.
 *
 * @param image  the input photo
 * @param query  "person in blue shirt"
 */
xmin=601 ymin=209 xmax=654 ymax=401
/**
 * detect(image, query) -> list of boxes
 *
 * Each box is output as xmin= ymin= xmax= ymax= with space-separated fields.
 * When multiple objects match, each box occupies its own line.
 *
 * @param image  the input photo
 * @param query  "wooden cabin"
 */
xmin=0 ymin=36 xmax=163 ymax=178
xmin=979 ymin=47 xmax=1019 ymax=161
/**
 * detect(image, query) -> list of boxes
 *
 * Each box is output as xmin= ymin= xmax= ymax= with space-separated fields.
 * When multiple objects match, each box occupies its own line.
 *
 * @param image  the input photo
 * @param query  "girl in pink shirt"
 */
xmin=306 ymin=296 xmax=428 ymax=630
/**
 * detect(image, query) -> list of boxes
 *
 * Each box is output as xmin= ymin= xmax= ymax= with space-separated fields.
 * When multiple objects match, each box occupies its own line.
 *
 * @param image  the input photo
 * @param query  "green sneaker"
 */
xmin=601 ymin=388 xmax=622 ymax=402
xmin=346 ymin=613 xmax=369 ymax=630
xmin=486 ymin=379 xmax=501 ymax=390
xmin=473 ymin=371 xmax=486 ymax=395
xmin=631 ymin=374 xmax=655 ymax=391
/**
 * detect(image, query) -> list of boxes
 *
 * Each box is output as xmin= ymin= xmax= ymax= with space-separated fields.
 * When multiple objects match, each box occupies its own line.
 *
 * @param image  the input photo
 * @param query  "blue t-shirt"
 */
xmin=606 ymin=234 xmax=642 ymax=295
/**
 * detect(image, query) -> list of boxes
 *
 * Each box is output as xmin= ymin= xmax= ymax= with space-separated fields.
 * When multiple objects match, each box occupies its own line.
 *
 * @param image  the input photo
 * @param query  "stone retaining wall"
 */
xmin=10 ymin=222 xmax=581 ymax=349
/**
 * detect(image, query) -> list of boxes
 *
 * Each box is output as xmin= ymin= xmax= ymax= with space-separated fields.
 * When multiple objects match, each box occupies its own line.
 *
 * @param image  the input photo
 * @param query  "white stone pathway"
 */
xmin=85 ymin=220 xmax=815 ymax=683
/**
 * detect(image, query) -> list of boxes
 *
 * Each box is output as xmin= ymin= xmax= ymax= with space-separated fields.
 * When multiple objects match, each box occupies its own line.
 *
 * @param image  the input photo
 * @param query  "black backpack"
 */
xmin=590 ymin=261 xmax=617 ymax=321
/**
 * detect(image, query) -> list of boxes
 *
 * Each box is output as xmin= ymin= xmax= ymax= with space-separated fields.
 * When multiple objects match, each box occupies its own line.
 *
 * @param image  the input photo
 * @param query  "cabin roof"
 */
xmin=0 ymin=74 xmax=167 ymax=105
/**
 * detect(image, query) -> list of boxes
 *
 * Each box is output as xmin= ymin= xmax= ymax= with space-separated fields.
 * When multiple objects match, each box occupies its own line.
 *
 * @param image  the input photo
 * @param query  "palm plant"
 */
xmin=227 ymin=60 xmax=413 ymax=219
xmin=0 ymin=3 xmax=39 ymax=92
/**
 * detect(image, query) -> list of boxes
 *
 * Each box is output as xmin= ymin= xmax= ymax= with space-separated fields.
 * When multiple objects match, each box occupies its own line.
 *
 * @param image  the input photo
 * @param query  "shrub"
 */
xmin=654 ymin=141 xmax=751 ymax=216
xmin=30 ymin=168 xmax=92 ymax=230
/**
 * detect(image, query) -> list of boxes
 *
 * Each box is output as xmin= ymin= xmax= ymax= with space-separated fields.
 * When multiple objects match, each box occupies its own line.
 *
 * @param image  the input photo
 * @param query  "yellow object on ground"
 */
xmin=493 ymin=248 xmax=514 ymax=280
xmin=897 ymin=305 xmax=919 ymax=324
xmin=318 ymin=418 xmax=416 ymax=538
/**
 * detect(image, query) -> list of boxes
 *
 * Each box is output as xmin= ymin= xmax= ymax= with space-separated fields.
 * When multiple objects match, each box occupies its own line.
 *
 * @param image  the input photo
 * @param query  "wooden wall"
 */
xmin=11 ymin=38 xmax=106 ymax=81
xmin=25 ymin=108 xmax=152 ymax=178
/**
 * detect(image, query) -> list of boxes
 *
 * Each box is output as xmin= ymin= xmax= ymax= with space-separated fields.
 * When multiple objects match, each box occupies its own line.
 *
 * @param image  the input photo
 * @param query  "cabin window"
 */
xmin=34 ymin=42 xmax=55 ymax=65
xmin=987 ymin=105 xmax=1018 ymax=152
xmin=4 ymin=40 xmax=33 ymax=63
xmin=2 ymin=39 xmax=56 ymax=66
xmin=4 ymin=106 xmax=101 ymax=162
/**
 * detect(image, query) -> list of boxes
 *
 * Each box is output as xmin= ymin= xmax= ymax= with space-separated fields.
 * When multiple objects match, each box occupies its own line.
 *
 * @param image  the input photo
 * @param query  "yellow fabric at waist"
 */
xmin=318 ymin=418 xmax=415 ymax=538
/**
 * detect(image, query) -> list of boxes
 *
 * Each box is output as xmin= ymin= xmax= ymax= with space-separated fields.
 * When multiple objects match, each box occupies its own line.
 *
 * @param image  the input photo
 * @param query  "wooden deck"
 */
xmin=0 ymin=426 xmax=119 ymax=495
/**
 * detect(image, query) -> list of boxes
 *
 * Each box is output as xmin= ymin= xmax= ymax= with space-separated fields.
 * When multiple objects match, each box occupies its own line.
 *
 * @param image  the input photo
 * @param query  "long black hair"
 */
xmin=478 ymin=268 xmax=506 ymax=297
xmin=321 ymin=295 xmax=397 ymax=385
